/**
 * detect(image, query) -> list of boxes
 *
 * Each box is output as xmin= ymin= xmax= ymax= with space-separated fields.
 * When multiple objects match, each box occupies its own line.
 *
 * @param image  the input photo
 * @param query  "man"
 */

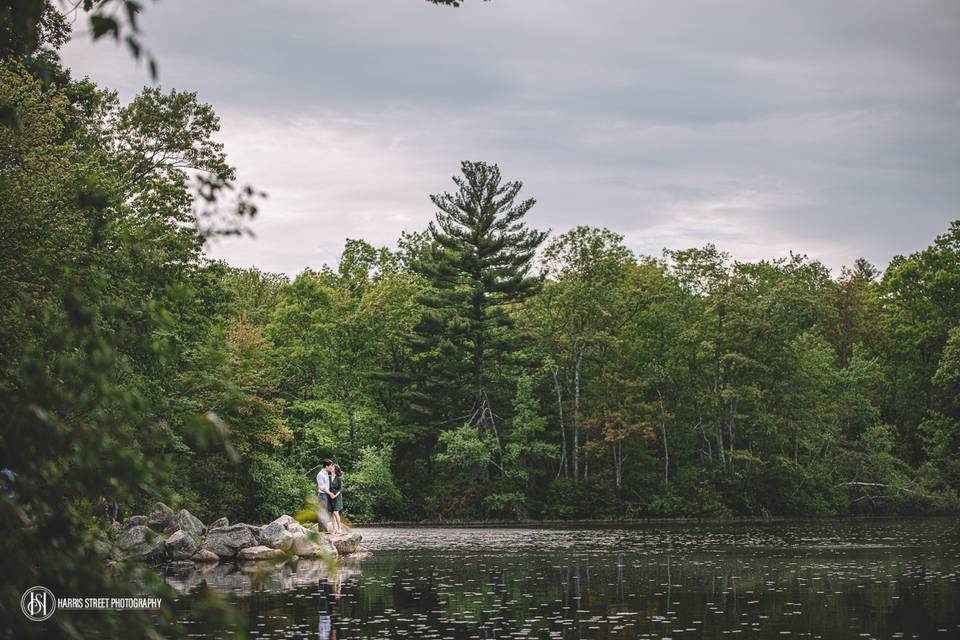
xmin=316 ymin=459 xmax=336 ymax=531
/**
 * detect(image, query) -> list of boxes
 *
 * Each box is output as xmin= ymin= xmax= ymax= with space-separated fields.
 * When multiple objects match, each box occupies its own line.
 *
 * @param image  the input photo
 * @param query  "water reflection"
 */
xmin=170 ymin=519 xmax=960 ymax=639
xmin=317 ymin=575 xmax=340 ymax=640
xmin=162 ymin=554 xmax=365 ymax=597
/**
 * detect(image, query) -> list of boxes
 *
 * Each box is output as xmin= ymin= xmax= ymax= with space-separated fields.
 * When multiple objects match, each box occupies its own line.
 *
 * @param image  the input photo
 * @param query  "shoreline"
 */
xmin=357 ymin=513 xmax=960 ymax=528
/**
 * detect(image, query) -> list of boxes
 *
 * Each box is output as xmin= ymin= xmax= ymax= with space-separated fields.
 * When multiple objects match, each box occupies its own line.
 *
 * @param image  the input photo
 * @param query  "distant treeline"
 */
xmin=172 ymin=194 xmax=960 ymax=524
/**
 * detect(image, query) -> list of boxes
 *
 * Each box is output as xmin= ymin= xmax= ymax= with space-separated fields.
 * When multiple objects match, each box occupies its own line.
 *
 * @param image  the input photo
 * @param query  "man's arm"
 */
xmin=318 ymin=472 xmax=336 ymax=497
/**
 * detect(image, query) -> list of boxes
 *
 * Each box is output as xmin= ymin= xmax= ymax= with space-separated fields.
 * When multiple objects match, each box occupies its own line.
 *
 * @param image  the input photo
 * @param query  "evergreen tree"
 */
xmin=411 ymin=161 xmax=547 ymax=445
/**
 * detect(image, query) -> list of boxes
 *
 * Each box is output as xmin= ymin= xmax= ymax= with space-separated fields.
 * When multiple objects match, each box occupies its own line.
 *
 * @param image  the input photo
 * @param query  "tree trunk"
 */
xmin=714 ymin=375 xmax=725 ymax=470
xmin=713 ymin=309 xmax=726 ymax=471
xmin=552 ymin=366 xmax=569 ymax=478
xmin=572 ymin=345 xmax=584 ymax=481
xmin=584 ymin=439 xmax=589 ymax=479
xmin=656 ymin=386 xmax=669 ymax=491
xmin=613 ymin=439 xmax=622 ymax=493
xmin=699 ymin=418 xmax=712 ymax=463
xmin=728 ymin=397 xmax=737 ymax=464
xmin=480 ymin=390 xmax=504 ymax=474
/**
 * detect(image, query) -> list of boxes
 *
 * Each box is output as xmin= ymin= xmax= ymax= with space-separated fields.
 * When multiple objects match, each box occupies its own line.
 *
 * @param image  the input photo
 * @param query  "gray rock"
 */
xmin=116 ymin=525 xmax=166 ymax=561
xmin=209 ymin=517 xmax=229 ymax=529
xmin=237 ymin=545 xmax=285 ymax=561
xmin=191 ymin=549 xmax=220 ymax=563
xmin=125 ymin=515 xmax=148 ymax=529
xmin=175 ymin=509 xmax=205 ymax=538
xmin=259 ymin=522 xmax=293 ymax=549
xmin=271 ymin=514 xmax=298 ymax=529
xmin=145 ymin=502 xmax=176 ymax=532
xmin=271 ymin=514 xmax=315 ymax=536
xmin=201 ymin=523 xmax=258 ymax=558
xmin=166 ymin=530 xmax=199 ymax=560
xmin=290 ymin=531 xmax=336 ymax=557
xmin=330 ymin=532 xmax=363 ymax=555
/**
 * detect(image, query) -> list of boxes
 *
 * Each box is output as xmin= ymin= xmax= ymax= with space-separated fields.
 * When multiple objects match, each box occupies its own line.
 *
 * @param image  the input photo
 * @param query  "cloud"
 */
xmin=60 ymin=0 xmax=960 ymax=274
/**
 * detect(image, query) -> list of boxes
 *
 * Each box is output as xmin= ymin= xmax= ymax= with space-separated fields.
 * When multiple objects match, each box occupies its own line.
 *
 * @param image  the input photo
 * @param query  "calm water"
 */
xmin=168 ymin=519 xmax=960 ymax=639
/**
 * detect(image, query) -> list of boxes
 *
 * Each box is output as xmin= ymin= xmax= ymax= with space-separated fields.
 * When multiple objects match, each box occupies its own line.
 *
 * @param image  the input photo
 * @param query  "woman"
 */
xmin=330 ymin=464 xmax=344 ymax=534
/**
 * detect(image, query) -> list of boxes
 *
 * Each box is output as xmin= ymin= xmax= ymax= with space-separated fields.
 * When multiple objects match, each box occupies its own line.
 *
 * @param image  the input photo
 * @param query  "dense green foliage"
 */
xmin=2 ymin=3 xmax=959 ymax=637
xmin=0 ymin=8 xmax=257 ymax=636
xmin=55 ymin=202 xmax=956 ymax=527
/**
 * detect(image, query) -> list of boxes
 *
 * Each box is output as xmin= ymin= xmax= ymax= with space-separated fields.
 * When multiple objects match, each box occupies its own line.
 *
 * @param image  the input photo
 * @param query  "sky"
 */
xmin=60 ymin=0 xmax=960 ymax=276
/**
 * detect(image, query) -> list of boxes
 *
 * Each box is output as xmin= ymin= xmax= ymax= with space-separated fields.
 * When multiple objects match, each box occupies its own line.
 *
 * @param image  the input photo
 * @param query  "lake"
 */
xmin=168 ymin=518 xmax=960 ymax=639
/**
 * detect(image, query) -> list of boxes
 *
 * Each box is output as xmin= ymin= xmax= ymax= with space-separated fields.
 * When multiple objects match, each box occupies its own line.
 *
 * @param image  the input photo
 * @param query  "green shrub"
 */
xmin=348 ymin=445 xmax=402 ymax=522
xmin=250 ymin=454 xmax=313 ymax=521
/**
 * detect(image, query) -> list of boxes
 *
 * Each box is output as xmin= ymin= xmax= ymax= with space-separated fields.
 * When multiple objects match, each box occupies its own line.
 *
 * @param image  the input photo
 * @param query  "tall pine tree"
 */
xmin=411 ymin=161 xmax=547 ymax=445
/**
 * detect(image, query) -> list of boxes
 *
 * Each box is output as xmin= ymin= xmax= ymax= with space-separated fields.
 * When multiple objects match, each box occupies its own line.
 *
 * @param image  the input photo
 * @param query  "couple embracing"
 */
xmin=316 ymin=459 xmax=345 ymax=534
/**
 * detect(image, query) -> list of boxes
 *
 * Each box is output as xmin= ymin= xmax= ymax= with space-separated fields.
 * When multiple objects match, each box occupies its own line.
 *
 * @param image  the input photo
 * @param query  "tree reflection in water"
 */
xmin=167 ymin=523 xmax=960 ymax=639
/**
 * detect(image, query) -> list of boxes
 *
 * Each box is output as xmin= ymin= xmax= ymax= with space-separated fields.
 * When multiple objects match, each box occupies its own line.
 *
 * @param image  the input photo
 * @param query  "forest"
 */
xmin=4 ymin=4 xmax=960 ymax=532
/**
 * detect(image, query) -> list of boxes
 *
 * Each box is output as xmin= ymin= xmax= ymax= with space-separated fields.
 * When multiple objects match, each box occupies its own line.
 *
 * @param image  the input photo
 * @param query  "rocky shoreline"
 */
xmin=110 ymin=502 xmax=363 ymax=564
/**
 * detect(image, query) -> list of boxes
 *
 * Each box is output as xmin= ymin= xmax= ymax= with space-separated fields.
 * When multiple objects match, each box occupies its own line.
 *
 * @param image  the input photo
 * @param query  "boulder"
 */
xmin=115 ymin=525 xmax=166 ymax=561
xmin=125 ymin=515 xmax=147 ymax=529
xmin=191 ymin=549 xmax=220 ymax=563
xmin=271 ymin=514 xmax=315 ymax=537
xmin=290 ymin=531 xmax=336 ymax=557
xmin=175 ymin=509 xmax=205 ymax=538
xmin=259 ymin=521 xmax=293 ymax=550
xmin=330 ymin=532 xmax=363 ymax=555
xmin=201 ymin=524 xmax=258 ymax=558
xmin=166 ymin=530 xmax=199 ymax=560
xmin=145 ymin=502 xmax=176 ymax=533
xmin=237 ymin=545 xmax=285 ymax=561
xmin=209 ymin=517 xmax=229 ymax=529
xmin=271 ymin=514 xmax=298 ymax=529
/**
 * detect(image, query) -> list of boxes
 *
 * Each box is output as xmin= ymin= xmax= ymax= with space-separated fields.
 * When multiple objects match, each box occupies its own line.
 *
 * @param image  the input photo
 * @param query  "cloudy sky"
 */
xmin=61 ymin=0 xmax=960 ymax=275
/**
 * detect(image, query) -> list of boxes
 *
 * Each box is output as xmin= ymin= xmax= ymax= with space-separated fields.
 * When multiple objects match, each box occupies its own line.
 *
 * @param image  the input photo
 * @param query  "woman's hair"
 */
xmin=333 ymin=464 xmax=342 ymax=477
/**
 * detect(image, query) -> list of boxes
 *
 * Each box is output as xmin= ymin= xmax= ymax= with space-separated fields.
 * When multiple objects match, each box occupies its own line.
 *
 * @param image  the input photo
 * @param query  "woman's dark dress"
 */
xmin=330 ymin=475 xmax=343 ymax=512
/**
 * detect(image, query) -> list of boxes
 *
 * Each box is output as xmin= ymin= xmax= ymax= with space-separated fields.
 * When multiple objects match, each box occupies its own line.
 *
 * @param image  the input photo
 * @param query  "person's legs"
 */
xmin=329 ymin=499 xmax=339 ymax=533
xmin=320 ymin=495 xmax=333 ymax=532
xmin=332 ymin=510 xmax=342 ymax=533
